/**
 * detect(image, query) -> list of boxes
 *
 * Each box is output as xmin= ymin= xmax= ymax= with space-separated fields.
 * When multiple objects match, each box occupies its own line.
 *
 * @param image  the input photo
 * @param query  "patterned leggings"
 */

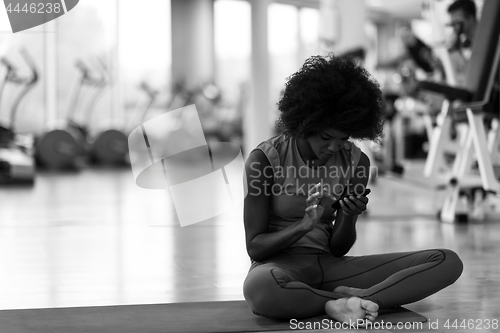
xmin=243 ymin=247 xmax=463 ymax=319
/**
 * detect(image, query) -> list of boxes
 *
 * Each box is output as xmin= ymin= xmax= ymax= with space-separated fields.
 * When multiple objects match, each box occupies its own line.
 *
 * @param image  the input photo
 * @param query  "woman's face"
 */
xmin=306 ymin=128 xmax=350 ymax=161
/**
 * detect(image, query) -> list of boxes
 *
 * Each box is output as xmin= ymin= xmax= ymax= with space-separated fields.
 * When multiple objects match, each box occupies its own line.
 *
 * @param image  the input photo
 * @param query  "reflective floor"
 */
xmin=0 ymin=161 xmax=499 ymax=332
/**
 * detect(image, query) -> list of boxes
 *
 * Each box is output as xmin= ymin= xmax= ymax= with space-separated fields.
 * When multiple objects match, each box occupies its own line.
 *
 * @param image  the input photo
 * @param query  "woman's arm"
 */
xmin=244 ymin=150 xmax=324 ymax=262
xmin=329 ymin=152 xmax=370 ymax=257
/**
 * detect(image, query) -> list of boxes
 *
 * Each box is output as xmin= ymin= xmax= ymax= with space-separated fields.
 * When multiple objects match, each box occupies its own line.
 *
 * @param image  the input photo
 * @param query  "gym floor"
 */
xmin=0 ymin=160 xmax=499 ymax=333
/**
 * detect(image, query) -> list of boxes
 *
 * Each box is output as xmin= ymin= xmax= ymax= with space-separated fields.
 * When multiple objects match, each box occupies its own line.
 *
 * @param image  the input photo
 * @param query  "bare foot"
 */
xmin=325 ymin=297 xmax=379 ymax=327
xmin=333 ymin=286 xmax=363 ymax=297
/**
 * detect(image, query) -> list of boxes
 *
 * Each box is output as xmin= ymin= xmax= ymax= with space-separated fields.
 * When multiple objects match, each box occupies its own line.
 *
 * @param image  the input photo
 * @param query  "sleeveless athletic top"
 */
xmin=253 ymin=134 xmax=362 ymax=252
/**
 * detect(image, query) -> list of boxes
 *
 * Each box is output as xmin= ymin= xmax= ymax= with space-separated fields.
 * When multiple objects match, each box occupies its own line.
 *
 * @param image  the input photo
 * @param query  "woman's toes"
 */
xmin=365 ymin=314 xmax=376 ymax=322
xmin=360 ymin=299 xmax=379 ymax=313
xmin=366 ymin=310 xmax=378 ymax=319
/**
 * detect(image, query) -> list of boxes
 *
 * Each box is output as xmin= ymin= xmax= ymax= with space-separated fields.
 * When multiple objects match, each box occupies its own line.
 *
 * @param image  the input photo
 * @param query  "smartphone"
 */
xmin=331 ymin=188 xmax=371 ymax=209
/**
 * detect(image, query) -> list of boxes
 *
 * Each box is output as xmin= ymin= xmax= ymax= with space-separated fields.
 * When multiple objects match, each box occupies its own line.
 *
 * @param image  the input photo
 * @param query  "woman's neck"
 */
xmin=296 ymin=137 xmax=324 ymax=166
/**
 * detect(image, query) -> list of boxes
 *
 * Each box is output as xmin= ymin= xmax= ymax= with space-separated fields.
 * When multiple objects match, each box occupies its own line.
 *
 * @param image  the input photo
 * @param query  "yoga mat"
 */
xmin=0 ymin=301 xmax=427 ymax=333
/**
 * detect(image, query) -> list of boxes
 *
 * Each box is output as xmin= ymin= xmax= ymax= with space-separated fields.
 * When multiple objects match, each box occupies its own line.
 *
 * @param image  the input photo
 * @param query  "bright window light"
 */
xmin=268 ymin=3 xmax=298 ymax=56
xmin=215 ymin=0 xmax=251 ymax=59
xmin=300 ymin=7 xmax=319 ymax=45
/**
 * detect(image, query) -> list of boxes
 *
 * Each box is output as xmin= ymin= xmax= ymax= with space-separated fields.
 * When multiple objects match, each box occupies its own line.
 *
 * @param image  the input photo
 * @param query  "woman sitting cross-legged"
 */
xmin=242 ymin=54 xmax=463 ymax=326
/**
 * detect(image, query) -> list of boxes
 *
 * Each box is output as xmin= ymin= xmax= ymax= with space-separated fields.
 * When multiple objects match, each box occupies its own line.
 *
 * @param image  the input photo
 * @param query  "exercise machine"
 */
xmin=35 ymin=59 xmax=100 ymax=169
xmin=86 ymin=57 xmax=130 ymax=165
xmin=67 ymin=59 xmax=105 ymax=156
xmin=416 ymin=0 xmax=500 ymax=222
xmin=0 ymin=48 xmax=38 ymax=184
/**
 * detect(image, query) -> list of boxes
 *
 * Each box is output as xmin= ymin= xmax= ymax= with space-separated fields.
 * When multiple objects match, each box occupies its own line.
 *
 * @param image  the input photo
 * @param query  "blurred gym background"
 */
xmin=1 ymin=0 xmax=499 ymax=319
xmin=0 ymin=0 xmax=460 ymax=174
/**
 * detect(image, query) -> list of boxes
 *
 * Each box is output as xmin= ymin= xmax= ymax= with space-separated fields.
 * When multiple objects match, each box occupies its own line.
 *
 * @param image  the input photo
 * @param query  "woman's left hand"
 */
xmin=338 ymin=194 xmax=369 ymax=217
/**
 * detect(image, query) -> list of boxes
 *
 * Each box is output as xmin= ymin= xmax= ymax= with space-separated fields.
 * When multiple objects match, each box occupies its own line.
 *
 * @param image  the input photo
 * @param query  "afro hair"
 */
xmin=276 ymin=54 xmax=385 ymax=141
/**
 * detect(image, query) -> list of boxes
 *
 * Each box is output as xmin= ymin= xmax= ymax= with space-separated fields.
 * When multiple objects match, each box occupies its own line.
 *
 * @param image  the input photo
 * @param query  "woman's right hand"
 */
xmin=301 ymin=182 xmax=333 ymax=232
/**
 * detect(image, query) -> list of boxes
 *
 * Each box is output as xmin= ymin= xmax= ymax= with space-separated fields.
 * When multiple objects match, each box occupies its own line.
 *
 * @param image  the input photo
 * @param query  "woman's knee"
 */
xmin=243 ymin=267 xmax=295 ymax=319
xmin=438 ymin=249 xmax=464 ymax=284
xmin=243 ymin=269 xmax=267 ymax=314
